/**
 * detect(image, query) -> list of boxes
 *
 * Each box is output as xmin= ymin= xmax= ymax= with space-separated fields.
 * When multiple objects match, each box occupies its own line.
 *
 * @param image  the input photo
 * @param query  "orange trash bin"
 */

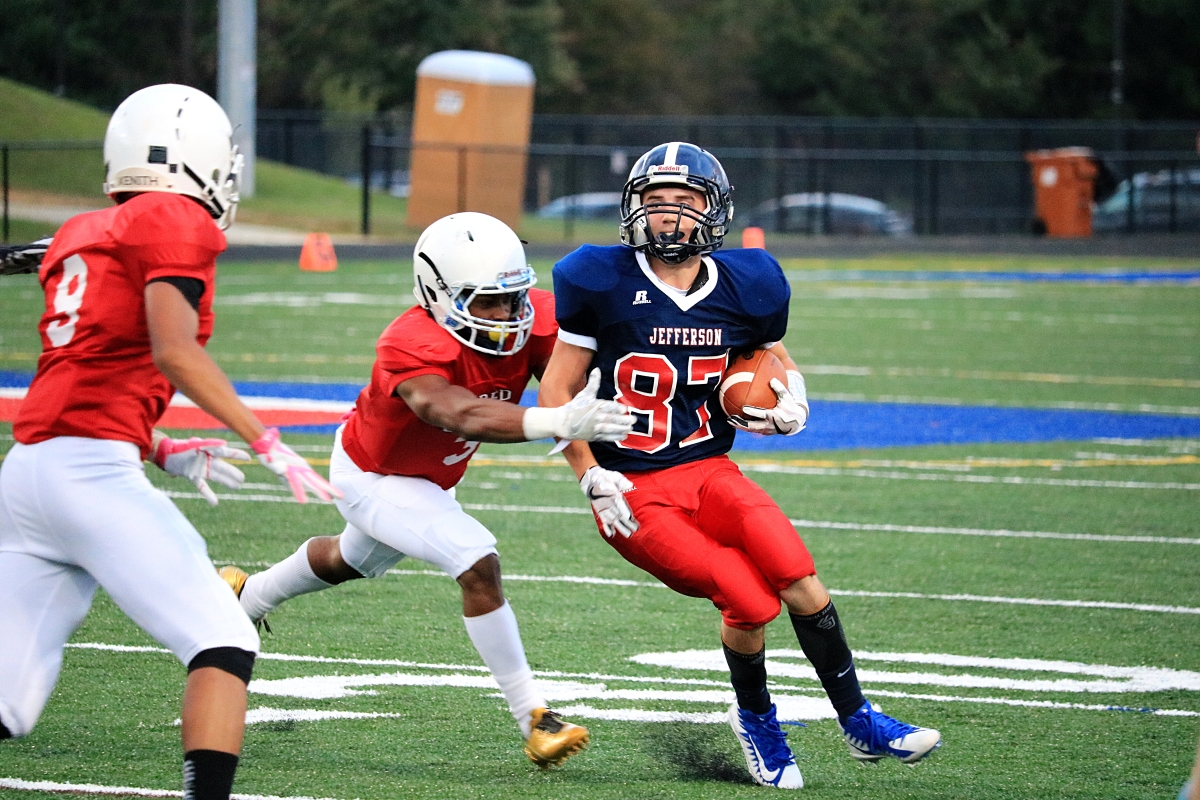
xmin=1025 ymin=147 xmax=1099 ymax=238
xmin=407 ymin=50 xmax=535 ymax=231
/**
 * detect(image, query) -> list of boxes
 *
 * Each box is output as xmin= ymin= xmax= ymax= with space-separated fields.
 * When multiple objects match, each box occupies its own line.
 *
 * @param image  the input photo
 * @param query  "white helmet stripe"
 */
xmin=663 ymin=142 xmax=680 ymax=166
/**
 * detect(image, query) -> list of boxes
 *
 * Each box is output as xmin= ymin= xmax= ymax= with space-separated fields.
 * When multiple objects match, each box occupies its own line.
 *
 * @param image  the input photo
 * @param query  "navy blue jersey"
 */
xmin=553 ymin=245 xmax=790 ymax=472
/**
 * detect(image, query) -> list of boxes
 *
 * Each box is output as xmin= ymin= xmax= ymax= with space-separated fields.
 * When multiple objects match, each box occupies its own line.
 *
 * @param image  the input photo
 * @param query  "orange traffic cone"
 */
xmin=741 ymin=227 xmax=765 ymax=249
xmin=299 ymin=233 xmax=337 ymax=272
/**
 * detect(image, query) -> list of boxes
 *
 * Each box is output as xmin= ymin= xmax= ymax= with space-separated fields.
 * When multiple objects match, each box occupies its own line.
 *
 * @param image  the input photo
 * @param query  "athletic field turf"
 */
xmin=0 ymin=254 xmax=1197 ymax=800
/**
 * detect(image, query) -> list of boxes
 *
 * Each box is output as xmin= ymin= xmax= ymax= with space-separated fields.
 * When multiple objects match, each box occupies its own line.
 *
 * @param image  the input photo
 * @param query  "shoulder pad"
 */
xmin=553 ymin=244 xmax=631 ymax=293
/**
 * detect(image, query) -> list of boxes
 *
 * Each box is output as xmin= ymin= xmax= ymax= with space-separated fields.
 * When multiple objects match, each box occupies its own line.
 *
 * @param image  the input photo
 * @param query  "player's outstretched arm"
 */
xmin=397 ymin=370 xmax=632 ymax=445
xmin=145 ymin=281 xmax=341 ymax=504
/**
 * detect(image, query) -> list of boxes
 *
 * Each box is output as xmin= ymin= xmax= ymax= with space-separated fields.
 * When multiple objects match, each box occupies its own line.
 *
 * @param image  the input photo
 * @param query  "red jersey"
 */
xmin=341 ymin=289 xmax=557 ymax=489
xmin=14 ymin=193 xmax=224 ymax=458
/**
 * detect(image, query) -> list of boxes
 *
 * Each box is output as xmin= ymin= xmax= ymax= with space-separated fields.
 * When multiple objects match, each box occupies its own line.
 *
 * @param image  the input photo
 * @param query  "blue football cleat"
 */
xmin=727 ymin=703 xmax=804 ymax=789
xmin=838 ymin=702 xmax=941 ymax=764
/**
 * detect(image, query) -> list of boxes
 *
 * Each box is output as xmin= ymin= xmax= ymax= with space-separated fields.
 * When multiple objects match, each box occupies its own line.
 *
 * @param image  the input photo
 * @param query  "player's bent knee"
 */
xmin=339 ymin=529 xmax=403 ymax=579
xmin=187 ymin=647 xmax=256 ymax=685
xmin=723 ymin=597 xmax=784 ymax=631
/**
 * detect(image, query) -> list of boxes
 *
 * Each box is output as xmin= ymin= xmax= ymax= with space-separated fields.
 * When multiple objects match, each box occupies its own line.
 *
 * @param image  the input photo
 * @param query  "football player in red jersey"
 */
xmin=0 ymin=84 xmax=338 ymax=800
xmin=539 ymin=143 xmax=940 ymax=789
xmin=222 ymin=212 xmax=634 ymax=769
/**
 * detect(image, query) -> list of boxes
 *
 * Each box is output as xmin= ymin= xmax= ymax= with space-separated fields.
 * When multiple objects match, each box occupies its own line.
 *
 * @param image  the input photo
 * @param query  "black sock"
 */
xmin=0 ymin=720 xmax=11 ymax=739
xmin=790 ymin=601 xmax=867 ymax=721
xmin=183 ymin=749 xmax=239 ymax=800
xmin=723 ymin=643 xmax=772 ymax=715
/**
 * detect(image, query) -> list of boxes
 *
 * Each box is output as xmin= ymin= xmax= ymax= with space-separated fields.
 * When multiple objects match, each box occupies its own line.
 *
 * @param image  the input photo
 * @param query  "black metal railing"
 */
xmin=3 ymin=134 xmax=1196 ymax=241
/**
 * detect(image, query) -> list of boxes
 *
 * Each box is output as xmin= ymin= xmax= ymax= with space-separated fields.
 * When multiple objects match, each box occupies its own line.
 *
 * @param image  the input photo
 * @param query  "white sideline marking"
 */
xmin=163 ymin=468 xmax=1200 ymax=505
xmin=0 ymin=777 xmax=340 ymax=800
xmin=388 ymin=568 xmax=653 ymax=588
xmin=550 ymin=706 xmax=729 ymax=724
xmin=736 ymin=462 xmax=1200 ymax=490
xmin=634 ymin=649 xmax=1200 ymax=693
xmin=0 ymin=386 xmax=352 ymax=414
xmin=385 ymin=568 xmax=1200 ymax=616
xmin=827 ymin=589 xmax=1200 ymax=615
xmin=247 ymin=707 xmax=403 ymax=724
xmin=790 ymin=518 xmax=1200 ymax=545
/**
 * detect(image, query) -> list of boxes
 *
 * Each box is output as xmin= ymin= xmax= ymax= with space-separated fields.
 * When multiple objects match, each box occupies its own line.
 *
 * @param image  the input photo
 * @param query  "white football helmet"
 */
xmin=102 ymin=84 xmax=242 ymax=230
xmin=412 ymin=213 xmax=537 ymax=356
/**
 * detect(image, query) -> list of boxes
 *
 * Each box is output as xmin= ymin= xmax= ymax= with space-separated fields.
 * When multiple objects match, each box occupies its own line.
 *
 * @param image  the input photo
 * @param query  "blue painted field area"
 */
xmin=783 ymin=269 xmax=1200 ymax=284
xmin=5 ymin=372 xmax=1197 ymax=449
xmin=737 ymin=400 xmax=1200 ymax=451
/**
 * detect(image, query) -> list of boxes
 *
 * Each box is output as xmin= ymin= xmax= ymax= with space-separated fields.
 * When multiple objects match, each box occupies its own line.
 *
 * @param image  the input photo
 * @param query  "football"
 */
xmin=718 ymin=348 xmax=787 ymax=419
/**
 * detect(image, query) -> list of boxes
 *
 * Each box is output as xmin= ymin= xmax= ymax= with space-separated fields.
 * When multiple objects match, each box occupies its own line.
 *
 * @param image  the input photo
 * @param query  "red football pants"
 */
xmin=596 ymin=455 xmax=816 ymax=630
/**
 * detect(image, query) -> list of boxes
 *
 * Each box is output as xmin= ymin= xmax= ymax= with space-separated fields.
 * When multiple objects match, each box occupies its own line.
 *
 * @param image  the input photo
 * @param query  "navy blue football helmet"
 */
xmin=619 ymin=142 xmax=733 ymax=264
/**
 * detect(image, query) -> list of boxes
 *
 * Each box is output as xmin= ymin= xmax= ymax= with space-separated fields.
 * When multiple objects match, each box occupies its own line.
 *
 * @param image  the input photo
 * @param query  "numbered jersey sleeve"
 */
xmin=553 ymin=245 xmax=791 ymax=473
xmin=13 ymin=193 xmax=224 ymax=458
xmin=340 ymin=291 xmax=554 ymax=490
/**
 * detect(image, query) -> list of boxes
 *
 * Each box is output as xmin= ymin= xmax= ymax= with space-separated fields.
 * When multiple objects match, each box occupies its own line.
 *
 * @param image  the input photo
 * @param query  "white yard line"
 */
xmin=0 ymin=777 xmax=340 ymax=800
xmin=788 ymin=518 xmax=1200 ymax=545
xmin=175 ymin=490 xmax=1199 ymax=547
xmin=736 ymin=462 xmax=1200 ymax=490
xmin=383 ymin=569 xmax=1200 ymax=616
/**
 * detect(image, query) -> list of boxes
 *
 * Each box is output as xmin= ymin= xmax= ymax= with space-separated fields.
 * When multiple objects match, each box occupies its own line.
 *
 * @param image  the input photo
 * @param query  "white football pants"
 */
xmin=0 ymin=437 xmax=259 ymax=737
xmin=330 ymin=426 xmax=498 ymax=579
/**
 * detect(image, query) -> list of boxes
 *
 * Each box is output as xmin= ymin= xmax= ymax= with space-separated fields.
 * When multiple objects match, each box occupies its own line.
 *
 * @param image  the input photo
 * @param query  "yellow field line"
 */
xmin=799 ymin=364 xmax=1200 ymax=390
xmin=468 ymin=455 xmax=1199 ymax=471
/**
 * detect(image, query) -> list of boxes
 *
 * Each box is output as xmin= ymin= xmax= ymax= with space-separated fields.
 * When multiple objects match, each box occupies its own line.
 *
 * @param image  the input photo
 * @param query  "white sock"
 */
xmin=239 ymin=539 xmax=332 ymax=621
xmin=462 ymin=601 xmax=545 ymax=738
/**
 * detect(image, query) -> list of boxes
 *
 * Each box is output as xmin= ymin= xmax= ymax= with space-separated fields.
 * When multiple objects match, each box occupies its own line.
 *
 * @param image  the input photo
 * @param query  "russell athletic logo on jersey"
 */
xmin=632 ymin=290 xmax=651 ymax=305
xmin=647 ymin=326 xmax=724 ymax=346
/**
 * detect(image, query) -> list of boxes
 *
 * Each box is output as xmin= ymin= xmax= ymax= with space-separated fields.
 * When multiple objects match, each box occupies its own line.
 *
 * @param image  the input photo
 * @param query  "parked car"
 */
xmin=535 ymin=192 xmax=623 ymax=220
xmin=738 ymin=192 xmax=912 ymax=236
xmin=1092 ymin=168 xmax=1200 ymax=233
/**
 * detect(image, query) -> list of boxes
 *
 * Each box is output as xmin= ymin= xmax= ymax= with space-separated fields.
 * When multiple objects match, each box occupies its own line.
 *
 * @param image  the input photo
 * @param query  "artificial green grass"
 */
xmin=0 ymin=430 xmax=1196 ymax=800
xmin=11 ymin=254 xmax=1195 ymax=410
xmin=1 ymin=217 xmax=59 ymax=245
xmin=0 ymin=253 xmax=1197 ymax=799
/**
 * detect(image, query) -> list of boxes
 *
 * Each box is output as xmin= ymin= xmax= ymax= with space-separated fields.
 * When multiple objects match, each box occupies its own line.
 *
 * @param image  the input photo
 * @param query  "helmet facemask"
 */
xmin=415 ymin=252 xmax=536 ymax=356
xmin=620 ymin=148 xmax=734 ymax=263
xmin=186 ymin=146 xmax=243 ymax=230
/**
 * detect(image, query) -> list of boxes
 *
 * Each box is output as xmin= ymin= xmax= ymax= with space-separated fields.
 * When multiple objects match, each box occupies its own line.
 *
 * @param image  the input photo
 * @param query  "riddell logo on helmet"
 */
xmin=651 ymin=165 xmax=685 ymax=174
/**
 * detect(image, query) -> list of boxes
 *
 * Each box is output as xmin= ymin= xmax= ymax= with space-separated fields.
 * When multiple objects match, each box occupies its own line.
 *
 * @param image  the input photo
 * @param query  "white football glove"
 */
xmin=739 ymin=370 xmax=809 ymax=436
xmin=150 ymin=431 xmax=249 ymax=506
xmin=250 ymin=427 xmax=343 ymax=504
xmin=579 ymin=465 xmax=639 ymax=538
xmin=524 ymin=368 xmax=635 ymax=442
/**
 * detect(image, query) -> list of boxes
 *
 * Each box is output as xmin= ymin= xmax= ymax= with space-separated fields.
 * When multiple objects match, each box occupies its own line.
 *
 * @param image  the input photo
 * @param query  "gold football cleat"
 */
xmin=217 ymin=566 xmax=270 ymax=632
xmin=218 ymin=566 xmax=248 ymax=597
xmin=524 ymin=708 xmax=589 ymax=769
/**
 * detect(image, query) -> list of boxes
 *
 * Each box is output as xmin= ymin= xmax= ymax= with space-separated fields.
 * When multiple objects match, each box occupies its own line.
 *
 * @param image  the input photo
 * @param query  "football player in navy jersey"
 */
xmin=539 ymin=142 xmax=941 ymax=789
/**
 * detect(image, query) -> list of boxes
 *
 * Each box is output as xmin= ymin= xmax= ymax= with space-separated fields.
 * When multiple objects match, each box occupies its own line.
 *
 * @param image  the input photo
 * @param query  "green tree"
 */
xmin=750 ymin=0 xmax=1056 ymax=117
xmin=258 ymin=0 xmax=577 ymax=111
